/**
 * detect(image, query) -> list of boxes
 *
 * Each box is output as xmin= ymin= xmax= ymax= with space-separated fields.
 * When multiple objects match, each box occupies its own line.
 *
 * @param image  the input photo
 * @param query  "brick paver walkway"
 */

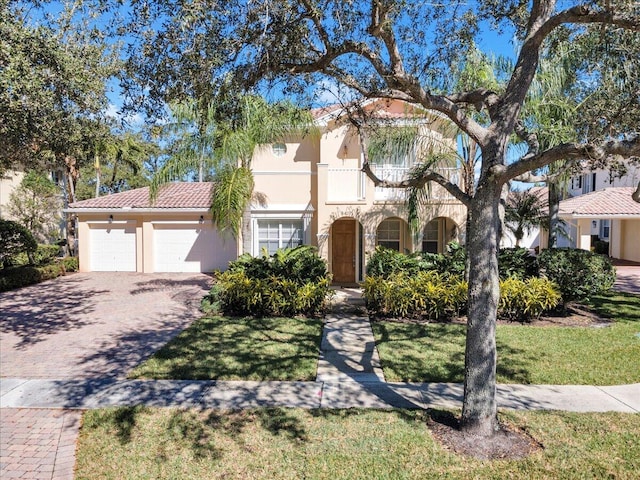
xmin=0 ymin=409 xmax=81 ymax=480
xmin=1 ymin=272 xmax=211 ymax=480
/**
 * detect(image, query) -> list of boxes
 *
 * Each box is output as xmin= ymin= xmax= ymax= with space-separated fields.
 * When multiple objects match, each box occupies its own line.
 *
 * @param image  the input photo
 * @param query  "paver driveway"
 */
xmin=0 ymin=272 xmax=211 ymax=379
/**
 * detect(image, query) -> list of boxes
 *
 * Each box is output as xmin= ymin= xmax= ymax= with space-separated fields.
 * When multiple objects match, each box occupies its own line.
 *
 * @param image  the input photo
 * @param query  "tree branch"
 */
xmin=504 ymin=134 xmax=640 ymax=182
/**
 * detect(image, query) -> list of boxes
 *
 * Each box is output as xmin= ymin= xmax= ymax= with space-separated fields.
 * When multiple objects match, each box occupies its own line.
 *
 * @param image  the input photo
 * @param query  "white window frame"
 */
xmin=377 ymin=219 xmax=402 ymax=251
xmin=251 ymin=212 xmax=311 ymax=256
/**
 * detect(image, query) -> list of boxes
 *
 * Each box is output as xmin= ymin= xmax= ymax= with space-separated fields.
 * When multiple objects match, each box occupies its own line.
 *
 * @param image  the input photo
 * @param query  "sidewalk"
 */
xmin=2 ymin=287 xmax=640 ymax=480
xmin=2 ymin=377 xmax=639 ymax=412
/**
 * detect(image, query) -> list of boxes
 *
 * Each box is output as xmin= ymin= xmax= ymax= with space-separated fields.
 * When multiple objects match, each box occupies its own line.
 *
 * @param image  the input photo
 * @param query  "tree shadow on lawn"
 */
xmin=588 ymin=292 xmax=640 ymax=322
xmin=84 ymin=405 xmax=309 ymax=460
xmin=0 ymin=275 xmax=109 ymax=348
xmin=129 ymin=316 xmax=323 ymax=381
xmin=373 ymin=321 xmax=534 ymax=384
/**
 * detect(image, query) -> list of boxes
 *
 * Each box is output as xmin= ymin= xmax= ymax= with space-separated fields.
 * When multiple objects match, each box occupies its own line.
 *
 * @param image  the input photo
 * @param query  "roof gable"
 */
xmin=559 ymin=187 xmax=640 ymax=217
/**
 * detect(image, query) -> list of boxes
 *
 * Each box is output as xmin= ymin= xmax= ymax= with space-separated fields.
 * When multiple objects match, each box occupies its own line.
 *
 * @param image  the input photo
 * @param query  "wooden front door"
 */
xmin=332 ymin=219 xmax=356 ymax=284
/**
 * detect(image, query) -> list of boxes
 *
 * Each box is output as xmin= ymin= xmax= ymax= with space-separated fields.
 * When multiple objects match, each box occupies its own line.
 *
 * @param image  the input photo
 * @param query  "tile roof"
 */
xmin=559 ymin=187 xmax=640 ymax=217
xmin=68 ymin=182 xmax=214 ymax=209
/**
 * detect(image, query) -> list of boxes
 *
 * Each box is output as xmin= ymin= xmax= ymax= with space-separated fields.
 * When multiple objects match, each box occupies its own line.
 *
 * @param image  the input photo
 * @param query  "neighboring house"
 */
xmin=0 ymin=170 xmax=24 ymax=219
xmin=67 ymin=99 xmax=468 ymax=279
xmin=558 ymin=187 xmax=640 ymax=262
xmin=555 ymin=163 xmax=640 ymax=262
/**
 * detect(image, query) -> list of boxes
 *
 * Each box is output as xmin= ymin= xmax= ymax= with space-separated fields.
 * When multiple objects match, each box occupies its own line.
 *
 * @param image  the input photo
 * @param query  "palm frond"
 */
xmin=210 ymin=165 xmax=254 ymax=237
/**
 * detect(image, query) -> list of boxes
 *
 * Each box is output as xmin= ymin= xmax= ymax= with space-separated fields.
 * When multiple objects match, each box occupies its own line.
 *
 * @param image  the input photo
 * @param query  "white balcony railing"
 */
xmin=326 ymin=165 xmax=461 ymax=203
xmin=372 ymin=165 xmax=460 ymax=202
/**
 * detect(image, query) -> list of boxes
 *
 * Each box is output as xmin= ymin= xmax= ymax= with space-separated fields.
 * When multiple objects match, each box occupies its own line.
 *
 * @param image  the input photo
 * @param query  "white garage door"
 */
xmin=153 ymin=225 xmax=236 ymax=272
xmin=90 ymin=225 xmax=137 ymax=271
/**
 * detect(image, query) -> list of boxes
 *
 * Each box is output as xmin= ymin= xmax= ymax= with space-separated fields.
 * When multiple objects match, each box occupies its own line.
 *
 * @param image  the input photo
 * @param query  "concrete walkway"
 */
xmin=2 ymin=284 xmax=640 ymax=479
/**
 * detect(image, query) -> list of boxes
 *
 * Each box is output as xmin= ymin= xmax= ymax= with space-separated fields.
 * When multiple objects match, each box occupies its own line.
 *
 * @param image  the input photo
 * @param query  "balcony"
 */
xmin=327 ymin=168 xmax=366 ymax=202
xmin=324 ymin=164 xmax=461 ymax=204
xmin=371 ymin=165 xmax=459 ymax=202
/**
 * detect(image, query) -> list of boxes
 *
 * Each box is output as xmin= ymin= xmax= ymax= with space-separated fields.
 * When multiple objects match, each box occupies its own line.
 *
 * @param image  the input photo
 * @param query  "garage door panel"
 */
xmin=153 ymin=225 xmax=236 ymax=272
xmin=90 ymin=226 xmax=137 ymax=272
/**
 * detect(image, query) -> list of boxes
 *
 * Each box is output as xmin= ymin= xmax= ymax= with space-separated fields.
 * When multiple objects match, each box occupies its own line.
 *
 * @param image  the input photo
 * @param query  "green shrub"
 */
xmin=12 ymin=244 xmax=60 ymax=266
xmin=435 ymin=241 xmax=467 ymax=278
xmin=594 ymin=240 xmax=609 ymax=255
xmin=0 ymin=262 xmax=70 ymax=292
xmin=498 ymin=247 xmax=538 ymax=279
xmin=0 ymin=219 xmax=37 ymax=268
xmin=537 ymin=248 xmax=616 ymax=304
xmin=363 ymin=272 xmax=468 ymax=320
xmin=59 ymin=256 xmax=79 ymax=272
xmin=499 ymin=277 xmax=561 ymax=322
xmin=211 ymin=246 xmax=332 ymax=317
xmin=365 ymin=242 xmax=466 ymax=278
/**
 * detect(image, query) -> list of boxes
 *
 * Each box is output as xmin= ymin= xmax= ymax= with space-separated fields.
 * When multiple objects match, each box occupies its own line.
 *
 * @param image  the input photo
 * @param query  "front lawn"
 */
xmin=372 ymin=292 xmax=640 ymax=385
xmin=128 ymin=316 xmax=322 ymax=381
xmin=75 ymin=407 xmax=640 ymax=480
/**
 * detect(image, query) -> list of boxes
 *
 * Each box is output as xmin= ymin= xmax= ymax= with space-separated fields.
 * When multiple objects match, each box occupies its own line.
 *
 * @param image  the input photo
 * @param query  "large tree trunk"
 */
xmin=547 ymin=181 xmax=561 ymax=248
xmin=461 ymin=175 xmax=502 ymax=436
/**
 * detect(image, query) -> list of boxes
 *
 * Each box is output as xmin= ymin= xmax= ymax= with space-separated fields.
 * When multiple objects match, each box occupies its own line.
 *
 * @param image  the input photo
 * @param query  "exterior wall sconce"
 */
xmin=592 ymin=220 xmax=597 ymax=229
xmin=199 ymin=215 xmax=204 ymax=224
xmin=108 ymin=215 xmax=113 ymax=223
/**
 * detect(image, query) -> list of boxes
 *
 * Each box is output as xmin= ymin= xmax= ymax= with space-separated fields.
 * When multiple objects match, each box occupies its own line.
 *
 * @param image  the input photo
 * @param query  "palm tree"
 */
xmin=504 ymin=190 xmax=546 ymax=247
xmin=151 ymin=95 xmax=316 ymax=252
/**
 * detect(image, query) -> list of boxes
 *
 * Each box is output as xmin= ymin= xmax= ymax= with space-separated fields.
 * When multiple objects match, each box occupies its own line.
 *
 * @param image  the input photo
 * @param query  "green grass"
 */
xmin=373 ymin=292 xmax=640 ymax=385
xmin=128 ymin=316 xmax=322 ymax=381
xmin=75 ymin=407 xmax=640 ymax=480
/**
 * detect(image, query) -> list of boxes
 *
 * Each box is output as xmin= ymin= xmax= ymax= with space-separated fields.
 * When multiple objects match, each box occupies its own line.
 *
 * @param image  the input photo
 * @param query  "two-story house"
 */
xmin=67 ymin=99 xmax=467 ymax=279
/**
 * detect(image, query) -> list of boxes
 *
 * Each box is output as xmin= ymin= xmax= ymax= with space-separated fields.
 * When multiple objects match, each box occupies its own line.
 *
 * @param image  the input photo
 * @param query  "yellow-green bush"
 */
xmin=499 ymin=277 xmax=561 ymax=322
xmin=364 ymin=274 xmax=560 ymax=322
xmin=363 ymin=272 xmax=468 ymax=320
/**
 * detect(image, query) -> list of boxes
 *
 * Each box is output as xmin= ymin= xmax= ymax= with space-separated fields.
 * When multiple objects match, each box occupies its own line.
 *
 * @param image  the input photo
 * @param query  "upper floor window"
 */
xmin=272 ymin=143 xmax=287 ymax=157
xmin=377 ymin=219 xmax=401 ymax=251
xmin=571 ymin=175 xmax=582 ymax=190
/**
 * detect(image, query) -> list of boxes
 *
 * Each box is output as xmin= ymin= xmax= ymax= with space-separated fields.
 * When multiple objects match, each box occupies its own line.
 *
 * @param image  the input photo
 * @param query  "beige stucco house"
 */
xmin=0 ymin=170 xmax=24 ymax=219
xmin=68 ymin=99 xmax=467 ymax=280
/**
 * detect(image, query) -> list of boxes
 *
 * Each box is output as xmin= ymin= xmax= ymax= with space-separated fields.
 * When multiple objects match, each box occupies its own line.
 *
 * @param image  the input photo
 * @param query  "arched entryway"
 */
xmin=330 ymin=217 xmax=364 ymax=285
xmin=422 ymin=217 xmax=458 ymax=253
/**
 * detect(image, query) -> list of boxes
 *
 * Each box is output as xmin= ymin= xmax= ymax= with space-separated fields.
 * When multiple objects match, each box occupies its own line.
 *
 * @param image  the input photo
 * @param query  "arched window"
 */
xmin=377 ymin=219 xmax=401 ymax=251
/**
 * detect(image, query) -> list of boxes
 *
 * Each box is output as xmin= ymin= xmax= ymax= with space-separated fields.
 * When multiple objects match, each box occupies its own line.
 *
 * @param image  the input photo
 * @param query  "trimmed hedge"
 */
xmin=537 ymin=248 xmax=615 ymax=304
xmin=0 ymin=257 xmax=79 ymax=292
xmin=205 ymin=246 xmax=333 ymax=317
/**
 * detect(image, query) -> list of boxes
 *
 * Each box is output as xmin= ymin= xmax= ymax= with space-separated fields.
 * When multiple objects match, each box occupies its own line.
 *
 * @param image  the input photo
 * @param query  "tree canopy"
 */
xmin=5 ymin=0 xmax=639 ymax=439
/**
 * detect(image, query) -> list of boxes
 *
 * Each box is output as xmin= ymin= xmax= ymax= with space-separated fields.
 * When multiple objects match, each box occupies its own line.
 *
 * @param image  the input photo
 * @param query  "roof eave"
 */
xmin=64 ymin=207 xmax=211 ymax=214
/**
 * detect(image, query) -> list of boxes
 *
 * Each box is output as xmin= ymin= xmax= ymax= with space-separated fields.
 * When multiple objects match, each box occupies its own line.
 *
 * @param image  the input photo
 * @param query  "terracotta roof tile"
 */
xmin=559 ymin=187 xmax=640 ymax=217
xmin=68 ymin=182 xmax=214 ymax=209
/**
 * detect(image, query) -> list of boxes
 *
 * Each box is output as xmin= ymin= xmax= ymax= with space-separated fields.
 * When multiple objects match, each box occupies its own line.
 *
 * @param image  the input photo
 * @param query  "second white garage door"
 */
xmin=153 ymin=225 xmax=236 ymax=272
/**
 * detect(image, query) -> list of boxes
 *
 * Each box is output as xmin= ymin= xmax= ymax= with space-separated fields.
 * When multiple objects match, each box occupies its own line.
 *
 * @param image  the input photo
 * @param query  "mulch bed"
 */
xmin=427 ymin=410 xmax=543 ymax=460
xmin=369 ymin=303 xmax=613 ymax=328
